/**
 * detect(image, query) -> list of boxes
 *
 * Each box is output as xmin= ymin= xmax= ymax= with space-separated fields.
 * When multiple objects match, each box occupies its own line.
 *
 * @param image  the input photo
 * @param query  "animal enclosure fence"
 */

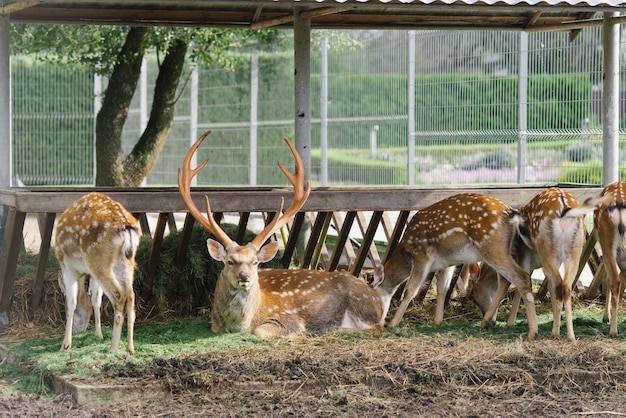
xmin=11 ymin=27 xmax=626 ymax=188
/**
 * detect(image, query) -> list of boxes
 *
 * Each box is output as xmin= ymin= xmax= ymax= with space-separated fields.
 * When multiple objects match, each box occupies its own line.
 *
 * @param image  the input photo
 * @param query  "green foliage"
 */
xmin=133 ymin=223 xmax=284 ymax=320
xmin=566 ymin=143 xmax=597 ymax=162
xmin=414 ymin=73 xmax=590 ymax=133
xmin=10 ymin=25 xmax=280 ymax=75
xmin=556 ymin=160 xmax=626 ymax=184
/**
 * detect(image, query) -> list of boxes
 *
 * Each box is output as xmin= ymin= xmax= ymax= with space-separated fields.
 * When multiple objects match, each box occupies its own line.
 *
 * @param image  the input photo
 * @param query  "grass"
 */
xmin=2 ymin=295 xmax=625 ymax=397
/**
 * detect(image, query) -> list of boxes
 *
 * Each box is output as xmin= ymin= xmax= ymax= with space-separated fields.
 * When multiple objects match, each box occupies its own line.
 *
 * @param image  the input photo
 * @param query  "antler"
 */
xmin=250 ymin=137 xmax=311 ymax=249
xmin=178 ymin=131 xmax=235 ymax=248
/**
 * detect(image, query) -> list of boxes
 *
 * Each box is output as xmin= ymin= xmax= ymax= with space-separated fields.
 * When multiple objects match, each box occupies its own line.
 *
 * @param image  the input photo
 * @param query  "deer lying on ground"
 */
xmin=468 ymin=187 xmax=607 ymax=341
xmin=371 ymin=193 xmax=539 ymax=340
xmin=594 ymin=181 xmax=626 ymax=337
xmin=179 ymin=131 xmax=384 ymax=338
xmin=54 ymin=192 xmax=140 ymax=354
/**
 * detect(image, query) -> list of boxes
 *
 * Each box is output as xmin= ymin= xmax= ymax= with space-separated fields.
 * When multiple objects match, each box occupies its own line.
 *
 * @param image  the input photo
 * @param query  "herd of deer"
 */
xmin=53 ymin=132 xmax=626 ymax=354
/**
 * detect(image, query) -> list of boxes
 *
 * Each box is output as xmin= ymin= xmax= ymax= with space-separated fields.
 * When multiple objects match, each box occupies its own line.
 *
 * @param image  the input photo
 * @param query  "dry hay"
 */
xmin=92 ymin=333 xmax=626 ymax=417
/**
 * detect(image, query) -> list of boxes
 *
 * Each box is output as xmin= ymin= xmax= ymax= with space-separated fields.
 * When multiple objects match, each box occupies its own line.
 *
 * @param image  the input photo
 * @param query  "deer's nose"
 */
xmin=238 ymin=272 xmax=249 ymax=283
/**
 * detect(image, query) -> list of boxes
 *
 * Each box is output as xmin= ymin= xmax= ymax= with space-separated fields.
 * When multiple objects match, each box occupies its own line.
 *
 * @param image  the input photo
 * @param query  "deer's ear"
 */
xmin=207 ymin=238 xmax=227 ymax=262
xmin=370 ymin=264 xmax=385 ymax=288
xmin=258 ymin=241 xmax=279 ymax=263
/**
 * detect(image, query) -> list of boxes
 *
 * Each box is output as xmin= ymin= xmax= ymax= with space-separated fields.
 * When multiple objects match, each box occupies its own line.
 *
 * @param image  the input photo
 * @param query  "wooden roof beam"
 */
xmin=251 ymin=6 xmax=353 ymax=29
xmin=0 ymin=0 xmax=43 ymax=16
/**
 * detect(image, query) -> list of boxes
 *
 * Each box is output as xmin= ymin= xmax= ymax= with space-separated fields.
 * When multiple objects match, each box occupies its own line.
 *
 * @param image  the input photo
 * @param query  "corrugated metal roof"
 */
xmin=312 ymin=0 xmax=623 ymax=4
xmin=5 ymin=0 xmax=625 ymax=31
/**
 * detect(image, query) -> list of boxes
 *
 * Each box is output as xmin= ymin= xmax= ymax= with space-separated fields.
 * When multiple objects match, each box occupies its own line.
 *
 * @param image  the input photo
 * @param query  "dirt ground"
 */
xmin=3 ymin=320 xmax=626 ymax=417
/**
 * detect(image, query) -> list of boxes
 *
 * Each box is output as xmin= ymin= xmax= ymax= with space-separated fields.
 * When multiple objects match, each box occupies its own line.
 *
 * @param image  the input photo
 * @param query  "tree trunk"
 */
xmin=95 ymin=27 xmax=150 ymax=186
xmin=122 ymin=39 xmax=188 ymax=186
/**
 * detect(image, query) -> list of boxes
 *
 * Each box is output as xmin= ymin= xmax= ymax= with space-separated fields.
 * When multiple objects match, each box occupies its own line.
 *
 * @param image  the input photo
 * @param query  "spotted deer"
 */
xmin=469 ymin=187 xmax=607 ymax=341
xmin=179 ymin=131 xmax=384 ymax=338
xmin=371 ymin=193 xmax=539 ymax=340
xmin=54 ymin=192 xmax=140 ymax=354
xmin=594 ymin=181 xmax=626 ymax=337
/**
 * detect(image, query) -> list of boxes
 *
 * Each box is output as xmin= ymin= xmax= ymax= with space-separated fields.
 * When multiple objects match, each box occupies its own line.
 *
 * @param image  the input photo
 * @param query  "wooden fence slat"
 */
xmin=383 ymin=210 xmax=410 ymax=264
xmin=301 ymin=212 xmax=328 ymax=269
xmin=173 ymin=214 xmax=196 ymax=282
xmin=0 ymin=209 xmax=26 ymax=314
xmin=282 ymin=211 xmax=305 ymax=268
xmin=143 ymin=212 xmax=171 ymax=298
xmin=351 ymin=211 xmax=383 ymax=276
xmin=328 ymin=211 xmax=357 ymax=272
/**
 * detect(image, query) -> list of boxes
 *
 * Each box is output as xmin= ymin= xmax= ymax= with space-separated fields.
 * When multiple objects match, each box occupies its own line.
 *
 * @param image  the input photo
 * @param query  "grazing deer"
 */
xmin=594 ymin=181 xmax=626 ymax=337
xmin=371 ymin=193 xmax=539 ymax=340
xmin=54 ymin=192 xmax=140 ymax=354
xmin=469 ymin=187 xmax=606 ymax=341
xmin=179 ymin=131 xmax=384 ymax=338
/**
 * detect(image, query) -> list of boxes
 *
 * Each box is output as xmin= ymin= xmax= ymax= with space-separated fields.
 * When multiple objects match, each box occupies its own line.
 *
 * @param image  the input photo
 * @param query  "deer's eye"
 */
xmin=227 ymin=260 xmax=234 ymax=266
xmin=252 ymin=261 xmax=259 ymax=267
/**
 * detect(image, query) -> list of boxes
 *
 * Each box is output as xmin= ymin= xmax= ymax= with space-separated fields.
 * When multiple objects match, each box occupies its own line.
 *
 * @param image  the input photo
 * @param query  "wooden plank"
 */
xmin=135 ymin=212 xmax=151 ymax=236
xmin=0 ymin=186 xmax=603 ymax=213
xmin=383 ymin=210 xmax=410 ymax=264
xmin=173 ymin=214 xmax=195 ymax=282
xmin=351 ymin=211 xmax=383 ymax=277
xmin=585 ymin=261 xmax=606 ymax=300
xmin=574 ymin=232 xmax=598 ymax=292
xmin=310 ymin=212 xmax=332 ymax=270
xmin=328 ymin=211 xmax=357 ymax=272
xmin=167 ymin=213 xmax=177 ymax=233
xmin=356 ymin=211 xmax=382 ymax=269
xmin=144 ymin=212 xmax=170 ymax=297
xmin=0 ymin=209 xmax=26 ymax=314
xmin=283 ymin=211 xmax=305 ymax=268
xmin=235 ymin=212 xmax=250 ymax=243
xmin=30 ymin=212 xmax=56 ymax=312
xmin=301 ymin=212 xmax=327 ymax=269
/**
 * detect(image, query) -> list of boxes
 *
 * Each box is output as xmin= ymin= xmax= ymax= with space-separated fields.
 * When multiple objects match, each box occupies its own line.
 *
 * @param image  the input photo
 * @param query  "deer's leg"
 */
xmin=433 ymin=266 xmax=455 ymax=326
xmin=561 ymin=247 xmax=583 ymax=342
xmin=493 ymin=260 xmax=537 ymax=341
xmin=602 ymin=250 xmax=620 ymax=336
xmin=541 ymin=261 xmax=564 ymax=339
xmin=505 ymin=289 xmax=521 ymax=328
xmin=254 ymin=318 xmax=304 ymax=338
xmin=59 ymin=266 xmax=80 ymax=351
xmin=89 ymin=277 xmax=104 ymax=340
xmin=388 ymin=260 xmax=432 ymax=327
xmin=126 ymin=287 xmax=136 ymax=355
xmin=481 ymin=273 xmax=509 ymax=328
xmin=110 ymin=294 xmax=126 ymax=352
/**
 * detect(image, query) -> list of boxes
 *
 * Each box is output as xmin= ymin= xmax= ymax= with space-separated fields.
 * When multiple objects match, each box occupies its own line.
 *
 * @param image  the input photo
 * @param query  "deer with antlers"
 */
xmin=594 ymin=181 xmax=626 ymax=337
xmin=371 ymin=193 xmax=539 ymax=340
xmin=179 ymin=131 xmax=384 ymax=338
xmin=54 ymin=192 xmax=140 ymax=354
xmin=468 ymin=187 xmax=607 ymax=341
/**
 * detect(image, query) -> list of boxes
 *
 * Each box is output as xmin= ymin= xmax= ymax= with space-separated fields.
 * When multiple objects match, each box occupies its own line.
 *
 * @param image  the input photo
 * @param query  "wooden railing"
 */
xmin=0 ymin=185 xmax=605 ymax=320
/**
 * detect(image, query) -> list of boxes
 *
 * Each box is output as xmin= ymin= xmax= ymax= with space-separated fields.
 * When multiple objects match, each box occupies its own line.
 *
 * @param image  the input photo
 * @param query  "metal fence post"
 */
xmin=408 ymin=31 xmax=416 ymax=186
xmin=517 ymin=31 xmax=528 ymax=185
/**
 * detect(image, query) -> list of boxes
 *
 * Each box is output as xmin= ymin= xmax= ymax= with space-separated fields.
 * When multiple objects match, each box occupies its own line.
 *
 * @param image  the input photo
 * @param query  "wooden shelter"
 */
xmin=0 ymin=1 xmax=624 ymax=325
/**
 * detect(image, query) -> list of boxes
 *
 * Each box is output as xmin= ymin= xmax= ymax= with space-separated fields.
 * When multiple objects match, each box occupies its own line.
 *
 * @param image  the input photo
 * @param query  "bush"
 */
xmin=555 ymin=160 xmax=626 ymax=184
xmin=566 ymin=143 xmax=596 ymax=162
xmin=461 ymin=149 xmax=515 ymax=171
